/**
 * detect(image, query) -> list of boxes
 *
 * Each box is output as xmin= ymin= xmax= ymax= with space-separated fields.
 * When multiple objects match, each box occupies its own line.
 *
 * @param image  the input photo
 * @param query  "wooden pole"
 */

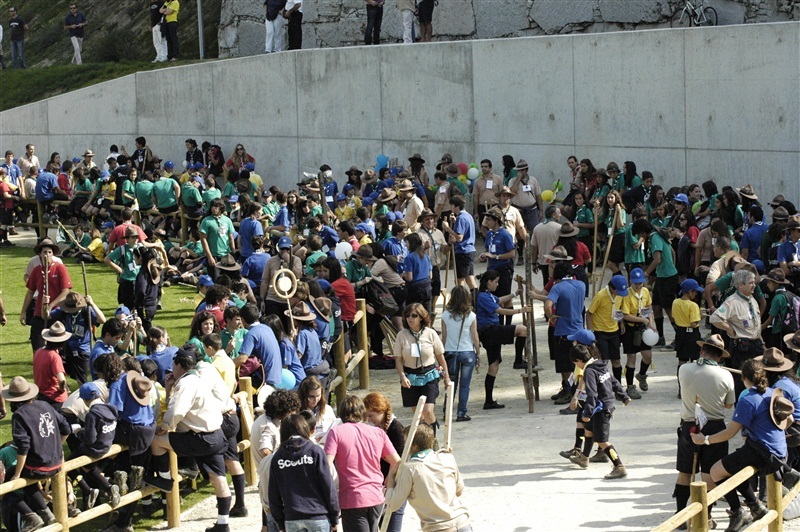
xmin=524 ymin=232 xmax=538 ymax=407
xmin=443 ymin=381 xmax=454 ymax=450
xmin=443 ymin=242 xmax=452 ymax=289
xmin=767 ymin=472 xmax=783 ymax=532
xmin=80 ymin=261 xmax=96 ymax=343
xmin=51 ymin=467 xmax=69 ymax=530
xmin=37 ymin=201 xmax=45 ymax=238
xmin=357 ymin=299 xmax=370 ymax=389
xmin=334 ymin=330 xmax=347 ymax=405
xmin=56 ymin=220 xmax=80 ymax=246
xmin=237 ymin=389 xmax=258 ymax=486
xmin=595 ymin=205 xmax=621 ymax=294
xmin=166 ymin=450 xmax=181 ymax=528
xmin=689 ymin=481 xmax=708 ymax=532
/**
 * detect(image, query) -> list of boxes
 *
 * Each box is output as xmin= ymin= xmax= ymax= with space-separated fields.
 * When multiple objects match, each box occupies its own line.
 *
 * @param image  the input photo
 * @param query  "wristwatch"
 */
xmin=704 ymin=435 xmax=710 ymax=446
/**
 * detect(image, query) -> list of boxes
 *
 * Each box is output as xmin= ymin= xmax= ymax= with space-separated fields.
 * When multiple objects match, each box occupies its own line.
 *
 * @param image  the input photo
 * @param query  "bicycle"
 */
xmin=670 ymin=0 xmax=717 ymax=27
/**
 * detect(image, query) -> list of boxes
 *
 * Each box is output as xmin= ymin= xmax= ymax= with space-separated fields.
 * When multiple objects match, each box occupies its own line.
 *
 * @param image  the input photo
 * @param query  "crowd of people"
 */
xmin=4 ymin=136 xmax=800 ymax=531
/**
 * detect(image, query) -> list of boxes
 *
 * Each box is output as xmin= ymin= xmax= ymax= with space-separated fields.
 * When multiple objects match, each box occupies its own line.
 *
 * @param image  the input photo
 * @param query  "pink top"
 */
xmin=324 ymin=422 xmax=395 ymax=509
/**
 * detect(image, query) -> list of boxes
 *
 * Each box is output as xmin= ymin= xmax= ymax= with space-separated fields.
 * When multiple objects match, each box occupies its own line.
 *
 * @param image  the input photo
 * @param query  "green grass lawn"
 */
xmin=0 ymin=245 xmax=214 ymax=531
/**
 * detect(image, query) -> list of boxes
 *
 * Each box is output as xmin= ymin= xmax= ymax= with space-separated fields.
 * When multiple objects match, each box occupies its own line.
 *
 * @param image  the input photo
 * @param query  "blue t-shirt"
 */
xmin=241 ymin=252 xmax=270 ymax=285
xmin=317 ymin=225 xmax=340 ymax=251
xmin=774 ymin=377 xmax=800 ymax=421
xmin=239 ymin=323 xmax=282 ymax=386
xmin=296 ymin=328 xmax=323 ymax=370
xmin=453 ymin=211 xmax=476 ymax=254
xmin=238 ymin=218 xmax=265 ymax=259
xmin=51 ymin=308 xmax=98 ymax=354
xmin=141 ymin=346 xmax=178 ymax=386
xmin=732 ymin=387 xmax=787 ymax=459
xmin=324 ymin=181 xmax=338 ymax=209
xmin=476 ymin=292 xmax=500 ymax=328
xmin=108 ymin=373 xmax=154 ymax=426
xmin=403 ymin=252 xmax=432 ymax=283
xmin=740 ymin=222 xmax=768 ymax=262
xmin=546 ymin=279 xmax=586 ymax=337
xmin=0 ymin=163 xmax=22 ymax=185
xmin=35 ymin=171 xmax=59 ymax=201
xmin=777 ymin=239 xmax=800 ymax=265
xmin=280 ymin=338 xmax=305 ymax=389
xmin=273 ymin=206 xmax=290 ymax=229
xmin=486 ymin=228 xmax=514 ymax=271
xmin=89 ymin=340 xmax=116 ymax=381
xmin=383 ymin=237 xmax=408 ymax=272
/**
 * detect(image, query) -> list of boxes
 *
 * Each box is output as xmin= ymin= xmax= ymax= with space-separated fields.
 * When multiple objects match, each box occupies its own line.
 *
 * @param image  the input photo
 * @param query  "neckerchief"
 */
xmin=697 ymin=358 xmax=719 ymax=367
xmin=734 ymin=290 xmax=757 ymax=321
xmin=410 ymin=448 xmax=433 ymax=461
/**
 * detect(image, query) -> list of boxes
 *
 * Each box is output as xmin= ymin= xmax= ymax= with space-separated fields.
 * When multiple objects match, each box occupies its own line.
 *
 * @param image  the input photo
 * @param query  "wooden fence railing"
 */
xmin=330 ymin=299 xmax=369 ymax=407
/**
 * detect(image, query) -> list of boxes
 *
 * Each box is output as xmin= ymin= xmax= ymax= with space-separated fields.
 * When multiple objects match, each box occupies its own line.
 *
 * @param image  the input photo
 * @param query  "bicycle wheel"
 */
xmin=699 ymin=6 xmax=717 ymax=26
xmin=670 ymin=8 xmax=691 ymax=28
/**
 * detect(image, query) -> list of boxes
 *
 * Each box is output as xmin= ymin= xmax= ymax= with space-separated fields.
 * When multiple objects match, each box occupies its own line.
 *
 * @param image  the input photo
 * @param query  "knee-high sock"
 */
xmin=639 ymin=361 xmax=650 ymax=375
xmin=582 ymin=434 xmax=594 ymax=457
xmin=604 ymin=445 xmax=623 ymax=467
xmin=655 ymin=317 xmax=664 ymax=338
xmin=216 ymin=496 xmax=232 ymax=525
xmin=231 ymin=473 xmax=246 ymax=509
xmin=515 ymin=337 xmax=525 ymax=364
xmin=612 ymin=365 xmax=623 ymax=383
xmin=485 ymin=374 xmax=495 ymax=404
xmin=673 ymin=484 xmax=691 ymax=512
xmin=574 ymin=427 xmax=585 ymax=449
xmin=625 ymin=366 xmax=636 ymax=386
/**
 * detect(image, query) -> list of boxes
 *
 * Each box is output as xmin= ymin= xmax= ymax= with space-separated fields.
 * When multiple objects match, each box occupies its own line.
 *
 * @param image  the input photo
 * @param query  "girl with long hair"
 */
xmin=441 ymin=285 xmax=480 ymax=422
xmin=297 ymin=376 xmax=336 ymax=442
xmin=402 ymin=232 xmax=433 ymax=313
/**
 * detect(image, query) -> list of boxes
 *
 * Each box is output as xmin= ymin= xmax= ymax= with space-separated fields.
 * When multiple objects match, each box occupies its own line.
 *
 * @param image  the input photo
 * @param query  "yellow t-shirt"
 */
xmin=249 ymin=173 xmax=264 ymax=193
xmin=101 ymin=182 xmax=116 ymax=199
xmin=87 ymin=237 xmax=105 ymax=262
xmin=672 ymin=298 xmax=701 ymax=328
xmin=588 ymin=287 xmax=623 ymax=333
xmin=164 ymin=0 xmax=179 ymax=22
xmin=621 ymin=287 xmax=652 ymax=322
xmin=335 ymin=205 xmax=354 ymax=222
xmin=179 ymin=171 xmax=192 ymax=184
xmin=359 ymin=234 xmax=373 ymax=246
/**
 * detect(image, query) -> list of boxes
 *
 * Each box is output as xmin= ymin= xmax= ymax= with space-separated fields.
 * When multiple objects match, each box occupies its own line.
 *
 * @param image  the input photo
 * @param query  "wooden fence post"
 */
xmin=37 ymin=201 xmax=45 ymax=237
xmin=180 ymin=208 xmax=188 ymax=244
xmin=767 ymin=473 xmax=783 ymax=532
xmin=335 ymin=333 xmax=347 ymax=405
xmin=166 ymin=450 xmax=181 ymax=528
xmin=238 ymin=377 xmax=257 ymax=486
xmin=52 ymin=467 xmax=69 ymax=531
xmin=690 ymin=481 xmax=708 ymax=531
xmin=239 ymin=376 xmax=255 ymax=414
xmin=357 ymin=299 xmax=369 ymax=390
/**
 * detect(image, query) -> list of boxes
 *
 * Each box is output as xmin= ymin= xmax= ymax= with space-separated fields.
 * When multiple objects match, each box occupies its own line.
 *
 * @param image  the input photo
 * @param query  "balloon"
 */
xmin=182 ymin=160 xmax=188 ymax=170
xmin=467 ymin=167 xmax=479 ymax=180
xmin=692 ymin=201 xmax=702 ymax=215
xmin=376 ymin=154 xmax=389 ymax=168
xmin=552 ymin=179 xmax=563 ymax=193
xmin=642 ymin=328 xmax=659 ymax=347
xmin=457 ymin=162 xmax=468 ymax=175
xmin=458 ymin=174 xmax=467 ymax=184
xmin=541 ymin=190 xmax=554 ymax=202
xmin=468 ymin=163 xmax=479 ymax=169
xmin=257 ymin=384 xmax=276 ymax=410
xmin=335 ymin=241 xmax=353 ymax=261
xmin=276 ymin=369 xmax=296 ymax=390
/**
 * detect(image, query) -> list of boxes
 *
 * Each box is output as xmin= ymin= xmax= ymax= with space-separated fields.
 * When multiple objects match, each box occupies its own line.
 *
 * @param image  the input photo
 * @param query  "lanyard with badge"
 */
xmin=608 ymin=287 xmax=623 ymax=322
xmin=735 ymin=290 xmax=757 ymax=329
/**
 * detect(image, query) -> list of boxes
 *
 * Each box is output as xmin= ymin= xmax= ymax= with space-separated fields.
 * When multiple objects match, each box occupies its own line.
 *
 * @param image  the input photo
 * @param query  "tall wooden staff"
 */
xmin=42 ymin=254 xmax=51 ymax=328
xmin=80 ymin=262 xmax=96 ymax=343
xmin=443 ymin=382 xmax=454 ymax=450
xmin=591 ymin=202 xmax=600 ymax=296
xmin=594 ymin=205 xmax=621 ymax=295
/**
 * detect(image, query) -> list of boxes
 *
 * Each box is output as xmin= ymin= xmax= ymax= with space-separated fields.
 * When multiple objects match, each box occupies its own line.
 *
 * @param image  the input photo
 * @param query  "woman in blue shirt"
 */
xmin=288 ymin=302 xmax=327 ymax=377
xmin=402 ymin=233 xmax=432 ymax=314
xmin=476 ymin=269 xmax=530 ymax=410
xmin=263 ymin=315 xmax=305 ymax=390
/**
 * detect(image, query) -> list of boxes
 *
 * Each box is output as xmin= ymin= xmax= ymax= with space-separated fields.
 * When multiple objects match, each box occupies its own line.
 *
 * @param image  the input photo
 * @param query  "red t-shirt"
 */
xmin=108 ymin=222 xmax=147 ymax=249
xmin=0 ymin=182 xmax=14 ymax=209
xmin=571 ymin=241 xmax=592 ymax=266
xmin=686 ymin=226 xmax=700 ymax=245
xmin=332 ymin=277 xmax=356 ymax=322
xmin=26 ymin=262 xmax=73 ymax=317
xmin=57 ymin=172 xmax=72 ymax=197
xmin=202 ymin=305 xmax=226 ymax=329
xmin=33 ymin=348 xmax=68 ymax=403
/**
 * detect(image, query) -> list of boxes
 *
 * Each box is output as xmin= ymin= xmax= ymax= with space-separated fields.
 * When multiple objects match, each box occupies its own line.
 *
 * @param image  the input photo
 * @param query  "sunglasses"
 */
xmin=408 ymin=313 xmax=420 ymax=319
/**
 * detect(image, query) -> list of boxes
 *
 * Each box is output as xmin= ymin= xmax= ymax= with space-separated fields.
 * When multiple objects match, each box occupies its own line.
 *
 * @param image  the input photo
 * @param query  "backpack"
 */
xmin=781 ymin=290 xmax=800 ymax=334
xmin=364 ymin=279 xmax=400 ymax=317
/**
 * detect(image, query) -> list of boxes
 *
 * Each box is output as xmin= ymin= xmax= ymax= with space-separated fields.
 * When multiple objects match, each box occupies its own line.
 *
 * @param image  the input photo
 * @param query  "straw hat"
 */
xmin=785 ymin=331 xmax=800 ymax=353
xmin=484 ymin=207 xmax=505 ymax=224
xmin=126 ymin=370 xmax=152 ymax=406
xmin=286 ymin=302 xmax=317 ymax=322
xmin=42 ymin=322 xmax=73 ymax=343
xmin=755 ymin=348 xmax=794 ymax=373
xmin=345 ymin=166 xmax=363 ymax=176
xmin=396 ymin=179 xmax=415 ymax=192
xmin=377 ymin=189 xmax=396 ymax=203
xmin=1 ymin=376 xmax=39 ymax=402
xmin=494 ymin=186 xmax=516 ymax=198
xmin=559 ymin=222 xmax=580 ymax=237
xmin=696 ymin=334 xmax=730 ymax=358
xmin=736 ymin=184 xmax=758 ymax=200
xmin=34 ymin=238 xmax=60 ymax=255
xmin=216 ymin=254 xmax=242 ymax=271
xmin=543 ymin=245 xmax=573 ymax=262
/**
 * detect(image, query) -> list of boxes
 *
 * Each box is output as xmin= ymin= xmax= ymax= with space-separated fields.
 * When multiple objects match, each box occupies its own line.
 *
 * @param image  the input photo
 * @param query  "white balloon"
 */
xmin=467 ymin=167 xmax=479 ymax=180
xmin=335 ymin=241 xmax=353 ymax=261
xmin=642 ymin=328 xmax=660 ymax=347
xmin=182 ymin=160 xmax=188 ymax=170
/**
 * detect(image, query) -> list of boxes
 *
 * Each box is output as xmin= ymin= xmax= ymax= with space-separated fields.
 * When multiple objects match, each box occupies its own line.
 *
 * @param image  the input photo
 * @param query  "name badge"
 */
xmin=303 ymin=229 xmax=309 ymax=236
xmin=439 ymin=187 xmax=446 ymax=194
xmin=127 ymin=262 xmax=137 ymax=271
xmin=640 ymin=308 xmax=651 ymax=318
xmin=612 ymin=310 xmax=623 ymax=322
xmin=486 ymin=181 xmax=493 ymax=190
xmin=411 ymin=344 xmax=421 ymax=358
xmin=322 ymin=245 xmax=330 ymax=253
xmin=522 ymin=185 xmax=532 ymax=193
xmin=686 ymin=327 xmax=693 ymax=333
xmin=325 ymin=195 xmax=334 ymax=203
xmin=217 ymin=226 xmax=227 ymax=237
xmin=74 ymin=325 xmax=85 ymax=337
xmin=489 ymin=244 xmax=496 ymax=253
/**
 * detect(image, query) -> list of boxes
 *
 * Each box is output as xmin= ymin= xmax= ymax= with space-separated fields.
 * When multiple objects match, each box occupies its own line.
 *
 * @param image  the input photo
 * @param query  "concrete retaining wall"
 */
xmin=1 ymin=22 xmax=798 ymax=204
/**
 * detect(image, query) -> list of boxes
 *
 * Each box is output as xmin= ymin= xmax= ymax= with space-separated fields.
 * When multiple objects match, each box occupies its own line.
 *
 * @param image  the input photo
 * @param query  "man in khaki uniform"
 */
xmin=417 ymin=209 xmax=448 ymax=313
xmin=472 ymin=159 xmax=503 ymax=228
xmin=510 ymin=159 xmax=543 ymax=265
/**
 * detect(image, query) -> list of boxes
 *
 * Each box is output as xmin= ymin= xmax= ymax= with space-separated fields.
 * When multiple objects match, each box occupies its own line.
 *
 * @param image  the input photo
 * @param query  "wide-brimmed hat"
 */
xmin=286 ymin=302 xmax=317 ymax=322
xmin=42 ymin=322 xmax=73 ymax=343
xmin=770 ymin=194 xmax=786 ymax=207
xmin=445 ymin=163 xmax=460 ymax=176
xmin=770 ymin=388 xmax=794 ymax=430
xmin=409 ymin=153 xmax=425 ymax=164
xmin=788 ymin=218 xmax=800 ymax=230
xmin=773 ymin=206 xmax=790 ymax=221
xmin=126 ymin=370 xmax=151 ymax=406
xmin=377 ymin=188 xmax=396 ymax=203
xmin=146 ymin=258 xmax=163 ymax=285
xmin=364 ymin=169 xmax=377 ymax=182
xmin=484 ymin=207 xmax=505 ymax=224
xmin=766 ymin=268 xmax=791 ymax=285
xmin=736 ymin=184 xmax=758 ymax=200
xmin=1 ymin=376 xmax=39 ymax=402
xmin=309 ymin=296 xmax=332 ymax=319
xmin=125 ymin=225 xmax=139 ymax=237
xmin=417 ymin=209 xmax=436 ymax=223
xmin=216 ymin=254 xmax=242 ymax=271
xmin=544 ymin=245 xmax=572 ymax=262
xmin=34 ymin=238 xmax=60 ymax=255
xmin=61 ymin=291 xmax=87 ymax=313
xmin=515 ymin=160 xmax=529 ymax=171
xmin=83 ymin=149 xmax=95 ymax=157
xmin=559 ymin=222 xmax=580 ymax=237
xmin=606 ymin=162 xmax=620 ymax=173
xmin=396 ymin=179 xmax=414 ymax=192
xmin=494 ymin=186 xmax=516 ymax=198
xmin=355 ymin=246 xmax=377 ymax=261
xmin=440 ymin=153 xmax=453 ymax=165
xmin=785 ymin=331 xmax=800 ymax=352
xmin=345 ymin=166 xmax=362 ymax=177
xmin=696 ymin=334 xmax=730 ymax=358
xmin=755 ymin=348 xmax=794 ymax=373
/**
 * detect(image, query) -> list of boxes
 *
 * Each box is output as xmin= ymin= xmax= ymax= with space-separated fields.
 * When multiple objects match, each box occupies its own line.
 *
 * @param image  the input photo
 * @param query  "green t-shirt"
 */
xmin=310 ymin=205 xmax=323 ymax=217
xmin=605 ymin=208 xmax=626 ymax=235
xmin=202 ymin=188 xmax=222 ymax=205
xmin=375 ymin=204 xmax=389 ymax=216
xmin=231 ymin=294 xmax=246 ymax=308
xmin=345 ymin=260 xmax=371 ymax=283
xmin=220 ymin=328 xmax=247 ymax=356
xmin=574 ymin=205 xmax=594 ymax=238
xmin=305 ymin=251 xmax=327 ymax=276
xmin=135 ymin=181 xmax=155 ymax=210
xmin=181 ymin=183 xmax=203 ymax=207
xmin=624 ymin=224 xmax=645 ymax=264
xmin=121 ymin=179 xmax=136 ymax=205
xmin=768 ymin=290 xmax=790 ymax=334
xmin=108 ymin=244 xmax=140 ymax=281
xmin=592 ymin=184 xmax=611 ymax=205
xmin=263 ymin=201 xmax=280 ymax=220
xmin=152 ymin=178 xmax=177 ymax=209
xmin=199 ymin=215 xmax=235 ymax=258
xmin=75 ymin=177 xmax=93 ymax=195
xmin=183 ymin=240 xmax=203 ymax=256
xmin=187 ymin=337 xmax=212 ymax=363
xmin=651 ymin=215 xmax=671 ymax=228
xmin=649 ymin=232 xmax=678 ymax=278
xmin=0 ymin=444 xmax=18 ymax=471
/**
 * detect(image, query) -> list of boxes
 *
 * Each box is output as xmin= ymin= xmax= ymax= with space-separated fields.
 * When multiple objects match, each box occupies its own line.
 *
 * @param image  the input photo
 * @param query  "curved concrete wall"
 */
xmin=1 ymin=22 xmax=798 ymax=203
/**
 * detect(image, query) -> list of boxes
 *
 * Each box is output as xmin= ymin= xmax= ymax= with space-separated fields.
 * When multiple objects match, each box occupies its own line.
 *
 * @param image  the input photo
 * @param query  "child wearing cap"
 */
xmin=620 ymin=268 xmax=655 ymax=399
xmin=586 ymin=275 xmax=628 ymax=385
xmin=61 ymin=224 xmax=92 ymax=258
xmin=672 ymin=278 xmax=704 ymax=370
xmin=334 ymin=194 xmax=354 ymax=223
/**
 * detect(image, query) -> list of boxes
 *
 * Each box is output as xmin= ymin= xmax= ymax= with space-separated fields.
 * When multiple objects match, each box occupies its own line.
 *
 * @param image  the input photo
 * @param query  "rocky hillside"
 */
xmin=0 ymin=0 xmax=221 ymax=66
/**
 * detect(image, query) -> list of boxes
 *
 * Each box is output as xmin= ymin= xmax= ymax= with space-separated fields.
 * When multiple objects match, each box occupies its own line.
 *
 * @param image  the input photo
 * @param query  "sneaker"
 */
xmin=19 ymin=512 xmax=44 ymax=532
xmin=559 ymin=405 xmax=579 ymax=415
xmin=145 ymin=474 xmax=174 ymax=493
xmin=109 ymin=484 xmax=121 ymax=508
xmin=85 ymin=487 xmax=100 ymax=509
xmin=178 ymin=467 xmax=200 ymax=481
xmin=784 ymin=468 xmax=800 ymax=491
xmin=483 ymin=400 xmax=505 ymax=410
xmin=559 ymin=448 xmax=579 ymax=460
xmin=726 ymin=507 xmax=753 ymax=531
xmin=205 ymin=524 xmax=230 ymax=532
xmin=229 ymin=505 xmax=248 ymax=517
xmin=112 ymin=470 xmax=128 ymax=495
xmin=68 ymin=503 xmax=81 ymax=518
xmin=455 ymin=414 xmax=471 ymax=422
xmin=551 ymin=387 xmax=569 ymax=401
xmin=589 ymin=450 xmax=609 ymax=463
xmin=604 ymin=465 xmax=628 ymax=479
xmin=626 ymin=385 xmax=642 ymax=400
xmin=635 ymin=373 xmax=648 ymax=391
xmin=37 ymin=508 xmax=56 ymax=525
xmin=569 ymin=452 xmax=589 ymax=469
xmin=513 ymin=362 xmax=526 ymax=370
xmin=129 ymin=465 xmax=144 ymax=491
xmin=747 ymin=500 xmax=768 ymax=521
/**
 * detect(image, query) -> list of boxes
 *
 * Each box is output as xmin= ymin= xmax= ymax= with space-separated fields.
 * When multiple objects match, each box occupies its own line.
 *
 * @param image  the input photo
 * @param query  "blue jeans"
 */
xmin=365 ymin=4 xmax=383 ymax=45
xmin=386 ymin=500 xmax=405 ymax=532
xmin=11 ymin=39 xmax=25 ymax=69
xmin=445 ymin=351 xmax=476 ymax=417
xmin=286 ymin=518 xmax=330 ymax=532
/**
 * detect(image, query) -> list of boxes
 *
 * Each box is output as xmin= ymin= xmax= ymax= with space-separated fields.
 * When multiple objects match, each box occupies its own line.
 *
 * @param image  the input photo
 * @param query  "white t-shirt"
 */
xmin=285 ymin=0 xmax=303 ymax=13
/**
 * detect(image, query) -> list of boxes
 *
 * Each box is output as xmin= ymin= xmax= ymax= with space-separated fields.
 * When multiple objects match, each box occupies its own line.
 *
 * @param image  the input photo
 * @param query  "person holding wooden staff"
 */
xmin=480 ymin=208 xmax=517 ymax=364
xmin=601 ymin=190 xmax=626 ymax=277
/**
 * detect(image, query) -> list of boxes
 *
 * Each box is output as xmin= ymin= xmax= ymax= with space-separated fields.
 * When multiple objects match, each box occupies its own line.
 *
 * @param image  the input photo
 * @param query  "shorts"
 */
xmin=674 ymin=327 xmax=701 ymax=361
xmin=400 ymin=379 xmax=439 ymax=408
xmin=587 ymin=410 xmax=612 ymax=443
xmin=594 ymin=331 xmax=621 ymax=362
xmin=553 ymin=335 xmax=575 ymax=374
xmin=114 ymin=420 xmax=156 ymax=456
xmin=608 ymin=234 xmax=625 ymax=265
xmin=158 ymin=204 xmax=179 ymax=215
xmin=490 ymin=263 xmax=513 ymax=298
xmin=676 ymin=420 xmax=728 ymax=474
xmin=389 ymin=285 xmax=407 ymax=317
xmin=479 ymin=324 xmax=516 ymax=365
xmin=720 ymin=442 xmax=770 ymax=480
xmin=417 ymin=0 xmax=435 ymax=22
xmin=455 ymin=252 xmax=475 ymax=279
xmin=221 ymin=412 xmax=241 ymax=462
xmin=652 ymin=274 xmax=679 ymax=310
xmin=169 ymin=429 xmax=227 ymax=477
xmin=99 ymin=199 xmax=113 ymax=211
xmin=621 ymin=325 xmax=648 ymax=355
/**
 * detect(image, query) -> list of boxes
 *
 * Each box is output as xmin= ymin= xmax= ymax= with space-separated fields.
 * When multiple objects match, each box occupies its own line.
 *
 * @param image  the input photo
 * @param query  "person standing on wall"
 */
xmin=417 ymin=0 xmax=435 ymax=42
xmin=397 ymin=0 xmax=415 ymax=44
xmin=64 ymin=4 xmax=87 ymax=65
xmin=0 ymin=21 xmax=7 ymax=70
xmin=8 ymin=7 xmax=27 ymax=70
xmin=264 ymin=0 xmax=287 ymax=53
xmin=364 ymin=0 xmax=384 ymax=45
xmin=282 ymin=0 xmax=302 ymax=50
xmin=149 ymin=0 xmax=168 ymax=63
xmin=160 ymin=0 xmax=179 ymax=61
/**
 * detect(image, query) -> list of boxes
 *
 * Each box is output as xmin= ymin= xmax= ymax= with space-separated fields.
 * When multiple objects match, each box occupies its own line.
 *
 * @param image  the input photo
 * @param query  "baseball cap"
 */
xmin=228 ymin=195 xmax=239 ymax=203
xmin=244 ymin=163 xmax=255 ymax=172
xmin=164 ymin=160 xmax=175 ymax=169
xmin=629 ymin=268 xmax=646 ymax=284
xmin=115 ymin=305 xmax=131 ymax=316
xmin=343 ymin=183 xmax=355 ymax=192
xmin=337 ymin=193 xmax=346 ymax=202
xmin=197 ymin=275 xmax=214 ymax=287
xmin=386 ymin=212 xmax=396 ymax=223
xmin=101 ymin=221 xmax=115 ymax=230
xmin=355 ymin=223 xmax=370 ymax=233
xmin=79 ymin=382 xmax=101 ymax=401
xmin=610 ymin=275 xmax=629 ymax=296
xmin=567 ymin=329 xmax=596 ymax=345
xmin=362 ymin=198 xmax=374 ymax=207
xmin=100 ymin=170 xmax=111 ymax=181
xmin=278 ymin=236 xmax=293 ymax=249
xmin=192 ymin=162 xmax=205 ymax=171
xmin=679 ymin=278 xmax=704 ymax=294
xmin=317 ymin=279 xmax=332 ymax=292
xmin=673 ymin=193 xmax=691 ymax=206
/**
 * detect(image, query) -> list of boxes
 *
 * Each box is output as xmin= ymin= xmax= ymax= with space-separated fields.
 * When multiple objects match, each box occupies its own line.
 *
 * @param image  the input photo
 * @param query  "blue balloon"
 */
xmin=276 ymin=368 xmax=296 ymax=390
xmin=377 ymin=154 xmax=389 ymax=165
